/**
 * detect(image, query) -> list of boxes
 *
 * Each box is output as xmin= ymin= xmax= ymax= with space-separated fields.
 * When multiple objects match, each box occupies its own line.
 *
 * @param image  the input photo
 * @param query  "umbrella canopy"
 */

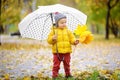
xmin=18 ymin=4 xmax=87 ymax=40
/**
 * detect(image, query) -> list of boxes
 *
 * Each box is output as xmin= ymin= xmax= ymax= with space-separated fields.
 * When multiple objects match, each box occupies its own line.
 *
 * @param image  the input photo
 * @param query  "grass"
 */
xmin=85 ymin=70 xmax=99 ymax=80
xmin=93 ymin=34 xmax=120 ymax=43
xmin=2 ymin=69 xmax=119 ymax=80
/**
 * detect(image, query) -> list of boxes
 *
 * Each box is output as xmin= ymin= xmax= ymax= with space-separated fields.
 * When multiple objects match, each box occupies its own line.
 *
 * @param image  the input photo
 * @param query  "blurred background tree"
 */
xmin=0 ymin=0 xmax=120 ymax=39
xmin=74 ymin=0 xmax=120 ymax=39
xmin=1 ymin=0 xmax=23 ymax=34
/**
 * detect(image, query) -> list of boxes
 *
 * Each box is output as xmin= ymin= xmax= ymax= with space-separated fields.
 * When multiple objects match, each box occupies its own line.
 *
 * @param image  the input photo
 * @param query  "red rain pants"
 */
xmin=52 ymin=53 xmax=71 ymax=78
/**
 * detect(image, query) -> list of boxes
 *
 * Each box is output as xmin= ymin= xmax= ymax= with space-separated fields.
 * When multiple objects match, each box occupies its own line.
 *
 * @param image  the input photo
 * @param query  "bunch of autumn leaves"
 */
xmin=74 ymin=24 xmax=94 ymax=44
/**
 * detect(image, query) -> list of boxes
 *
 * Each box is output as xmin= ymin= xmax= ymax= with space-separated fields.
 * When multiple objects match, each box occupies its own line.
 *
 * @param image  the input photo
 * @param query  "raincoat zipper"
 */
xmin=62 ymin=30 xmax=64 ymax=50
xmin=62 ymin=29 xmax=64 ymax=61
xmin=56 ymin=29 xmax=64 ymax=61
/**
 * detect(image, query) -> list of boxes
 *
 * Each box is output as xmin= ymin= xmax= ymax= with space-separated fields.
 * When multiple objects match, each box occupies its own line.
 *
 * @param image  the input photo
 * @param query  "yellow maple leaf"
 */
xmin=83 ymin=34 xmax=94 ymax=44
xmin=74 ymin=24 xmax=94 ymax=44
xmin=74 ymin=24 xmax=87 ymax=36
xmin=79 ymin=31 xmax=94 ymax=44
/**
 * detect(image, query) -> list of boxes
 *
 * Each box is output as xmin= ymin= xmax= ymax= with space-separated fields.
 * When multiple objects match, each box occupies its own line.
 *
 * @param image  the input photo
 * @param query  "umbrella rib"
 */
xmin=22 ymin=16 xmax=42 ymax=39
xmin=27 ymin=14 xmax=48 ymax=27
xmin=41 ymin=14 xmax=51 ymax=40
xmin=66 ymin=13 xmax=83 ymax=25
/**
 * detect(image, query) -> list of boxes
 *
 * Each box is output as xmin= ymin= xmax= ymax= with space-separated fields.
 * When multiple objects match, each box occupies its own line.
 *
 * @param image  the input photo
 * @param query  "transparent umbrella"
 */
xmin=18 ymin=4 xmax=87 ymax=40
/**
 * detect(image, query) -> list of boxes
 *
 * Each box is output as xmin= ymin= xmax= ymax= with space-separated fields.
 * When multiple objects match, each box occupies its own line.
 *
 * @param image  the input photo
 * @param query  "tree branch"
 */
xmin=111 ymin=0 xmax=119 ymax=8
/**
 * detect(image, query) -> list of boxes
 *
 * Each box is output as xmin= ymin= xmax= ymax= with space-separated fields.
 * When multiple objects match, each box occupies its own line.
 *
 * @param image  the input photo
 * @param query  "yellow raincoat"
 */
xmin=47 ymin=27 xmax=76 ymax=54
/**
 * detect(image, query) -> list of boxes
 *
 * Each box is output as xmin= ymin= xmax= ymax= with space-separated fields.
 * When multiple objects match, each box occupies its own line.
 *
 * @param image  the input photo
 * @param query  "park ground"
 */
xmin=0 ymin=34 xmax=120 ymax=80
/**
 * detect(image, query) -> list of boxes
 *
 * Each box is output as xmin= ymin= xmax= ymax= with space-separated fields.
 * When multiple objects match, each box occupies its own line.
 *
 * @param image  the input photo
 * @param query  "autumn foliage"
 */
xmin=74 ymin=24 xmax=94 ymax=44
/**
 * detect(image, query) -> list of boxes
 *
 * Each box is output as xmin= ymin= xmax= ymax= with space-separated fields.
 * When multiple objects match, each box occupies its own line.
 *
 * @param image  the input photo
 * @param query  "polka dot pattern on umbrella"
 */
xmin=19 ymin=4 xmax=87 ymax=40
xmin=21 ymin=13 xmax=83 ymax=40
xmin=22 ymin=14 xmax=52 ymax=40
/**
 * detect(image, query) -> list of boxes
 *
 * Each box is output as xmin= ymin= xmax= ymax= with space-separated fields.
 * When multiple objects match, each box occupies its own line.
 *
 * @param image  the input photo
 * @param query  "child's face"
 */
xmin=58 ymin=18 xmax=67 ymax=29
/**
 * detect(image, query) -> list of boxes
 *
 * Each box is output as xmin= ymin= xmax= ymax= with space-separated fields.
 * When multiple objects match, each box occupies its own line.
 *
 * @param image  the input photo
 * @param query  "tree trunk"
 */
xmin=105 ymin=0 xmax=119 ymax=39
xmin=0 ymin=25 xmax=4 ymax=45
xmin=105 ymin=0 xmax=111 ymax=39
xmin=0 ymin=35 xmax=1 ymax=45
xmin=105 ymin=8 xmax=110 ymax=39
xmin=110 ymin=18 xmax=118 ymax=38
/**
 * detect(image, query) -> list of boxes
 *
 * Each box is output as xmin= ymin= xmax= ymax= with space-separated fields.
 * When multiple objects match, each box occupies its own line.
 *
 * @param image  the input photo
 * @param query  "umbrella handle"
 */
xmin=50 ymin=13 xmax=64 ymax=61
xmin=50 ymin=13 xmax=54 ymax=25
xmin=50 ymin=13 xmax=56 ymax=34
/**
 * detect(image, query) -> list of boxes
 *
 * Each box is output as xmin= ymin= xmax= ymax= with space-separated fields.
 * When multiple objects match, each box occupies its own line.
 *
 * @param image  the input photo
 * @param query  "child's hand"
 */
xmin=74 ymin=40 xmax=79 ymax=45
xmin=52 ymin=35 xmax=57 ymax=42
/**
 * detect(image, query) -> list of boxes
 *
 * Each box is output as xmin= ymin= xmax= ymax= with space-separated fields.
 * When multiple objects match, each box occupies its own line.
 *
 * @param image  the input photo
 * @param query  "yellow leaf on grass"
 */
xmin=112 ymin=69 xmax=120 ymax=80
xmin=100 ymin=70 xmax=109 ymax=74
xmin=23 ymin=76 xmax=31 ymax=80
xmin=4 ymin=74 xmax=10 ymax=80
